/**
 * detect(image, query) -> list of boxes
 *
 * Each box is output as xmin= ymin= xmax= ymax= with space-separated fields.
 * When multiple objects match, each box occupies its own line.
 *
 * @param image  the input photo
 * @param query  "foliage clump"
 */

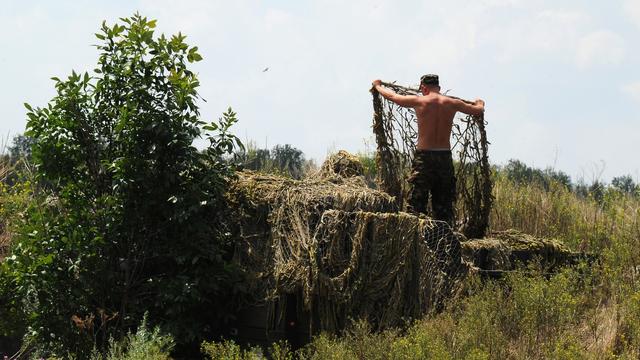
xmin=248 ymin=269 xmax=593 ymax=360
xmin=501 ymin=159 xmax=572 ymax=191
xmin=233 ymin=142 xmax=309 ymax=179
xmin=92 ymin=314 xmax=174 ymax=360
xmin=1 ymin=14 xmax=242 ymax=357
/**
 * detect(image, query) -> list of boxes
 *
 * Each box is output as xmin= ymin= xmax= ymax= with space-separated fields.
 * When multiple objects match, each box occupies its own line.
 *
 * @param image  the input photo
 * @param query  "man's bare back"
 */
xmin=372 ymin=79 xmax=484 ymax=150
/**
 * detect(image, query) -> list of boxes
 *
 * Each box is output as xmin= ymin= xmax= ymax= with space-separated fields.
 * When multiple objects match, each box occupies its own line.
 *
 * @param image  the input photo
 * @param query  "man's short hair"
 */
xmin=420 ymin=74 xmax=439 ymax=87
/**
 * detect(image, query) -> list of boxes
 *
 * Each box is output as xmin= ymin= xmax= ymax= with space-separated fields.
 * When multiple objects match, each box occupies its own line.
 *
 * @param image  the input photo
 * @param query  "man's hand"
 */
xmin=370 ymin=79 xmax=383 ymax=94
xmin=371 ymin=79 xmax=421 ymax=108
xmin=474 ymin=99 xmax=486 ymax=115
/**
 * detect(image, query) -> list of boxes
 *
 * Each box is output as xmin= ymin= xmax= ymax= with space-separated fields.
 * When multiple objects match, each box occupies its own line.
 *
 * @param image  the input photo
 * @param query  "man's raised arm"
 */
xmin=372 ymin=79 xmax=421 ymax=108
xmin=452 ymin=98 xmax=485 ymax=116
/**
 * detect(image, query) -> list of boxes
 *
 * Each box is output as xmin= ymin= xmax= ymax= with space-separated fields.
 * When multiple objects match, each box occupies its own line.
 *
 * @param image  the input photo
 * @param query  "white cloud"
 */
xmin=409 ymin=23 xmax=478 ymax=71
xmin=624 ymin=0 xmax=640 ymax=27
xmin=537 ymin=9 xmax=590 ymax=24
xmin=623 ymin=81 xmax=640 ymax=103
xmin=485 ymin=8 xmax=625 ymax=69
xmin=530 ymin=10 xmax=589 ymax=51
xmin=489 ymin=9 xmax=590 ymax=63
xmin=575 ymin=30 xmax=626 ymax=68
xmin=264 ymin=9 xmax=293 ymax=31
xmin=479 ymin=0 xmax=521 ymax=6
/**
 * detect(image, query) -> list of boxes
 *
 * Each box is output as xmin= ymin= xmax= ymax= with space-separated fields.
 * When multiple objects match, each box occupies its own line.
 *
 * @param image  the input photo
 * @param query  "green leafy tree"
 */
xmin=7 ymin=134 xmax=35 ymax=164
xmin=240 ymin=147 xmax=272 ymax=172
xmin=545 ymin=168 xmax=572 ymax=189
xmin=502 ymin=159 xmax=572 ymax=191
xmin=1 ymin=134 xmax=36 ymax=186
xmin=271 ymin=144 xmax=305 ymax=179
xmin=612 ymin=175 xmax=637 ymax=195
xmin=234 ymin=143 xmax=306 ymax=179
xmin=589 ymin=180 xmax=605 ymax=204
xmin=3 ymin=14 xmax=242 ymax=357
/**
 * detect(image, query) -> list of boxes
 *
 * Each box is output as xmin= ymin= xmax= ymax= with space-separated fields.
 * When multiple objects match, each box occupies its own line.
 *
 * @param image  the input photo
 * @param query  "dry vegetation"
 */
xmin=0 ymin=158 xmax=13 ymax=261
xmin=202 ymin=170 xmax=640 ymax=359
xmin=4 ymin=152 xmax=639 ymax=358
xmin=3 ymin=141 xmax=640 ymax=358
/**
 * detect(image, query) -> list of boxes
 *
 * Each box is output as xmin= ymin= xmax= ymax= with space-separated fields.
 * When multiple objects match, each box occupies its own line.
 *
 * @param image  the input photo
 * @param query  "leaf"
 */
xmin=23 ymin=103 xmax=33 ymax=111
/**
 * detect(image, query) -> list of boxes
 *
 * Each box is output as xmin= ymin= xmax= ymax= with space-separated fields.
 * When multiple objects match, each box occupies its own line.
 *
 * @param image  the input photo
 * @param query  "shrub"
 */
xmin=2 ymin=14 xmax=242 ymax=357
xmin=356 ymin=150 xmax=377 ymax=188
xmin=200 ymin=339 xmax=263 ymax=360
xmin=92 ymin=314 xmax=174 ymax=360
xmin=615 ymin=291 xmax=640 ymax=357
xmin=0 ymin=179 xmax=33 ymax=339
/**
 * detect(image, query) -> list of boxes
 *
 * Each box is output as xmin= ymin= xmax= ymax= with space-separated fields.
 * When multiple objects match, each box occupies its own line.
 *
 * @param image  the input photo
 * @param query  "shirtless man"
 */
xmin=372 ymin=74 xmax=485 ymax=226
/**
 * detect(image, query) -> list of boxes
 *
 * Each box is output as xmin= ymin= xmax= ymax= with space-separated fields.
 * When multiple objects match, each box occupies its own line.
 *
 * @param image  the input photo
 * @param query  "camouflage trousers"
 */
xmin=407 ymin=150 xmax=456 ymax=226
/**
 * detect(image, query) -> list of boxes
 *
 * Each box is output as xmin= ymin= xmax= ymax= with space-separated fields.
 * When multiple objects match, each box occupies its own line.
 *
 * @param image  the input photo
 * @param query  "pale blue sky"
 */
xmin=2 ymin=0 xmax=640 ymax=182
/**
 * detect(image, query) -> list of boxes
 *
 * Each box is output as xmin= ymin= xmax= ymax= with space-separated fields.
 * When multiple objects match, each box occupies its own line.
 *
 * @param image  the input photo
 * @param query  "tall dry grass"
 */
xmin=0 ymin=157 xmax=14 ymax=260
xmin=490 ymin=173 xmax=639 ymax=248
xmin=490 ymin=173 xmax=640 ymax=295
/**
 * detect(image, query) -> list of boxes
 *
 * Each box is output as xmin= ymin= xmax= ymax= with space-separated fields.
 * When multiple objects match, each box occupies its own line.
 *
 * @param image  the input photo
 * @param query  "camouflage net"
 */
xmin=227 ymin=153 xmax=467 ymax=335
xmin=460 ymin=229 xmax=583 ymax=275
xmin=372 ymin=82 xmax=493 ymax=238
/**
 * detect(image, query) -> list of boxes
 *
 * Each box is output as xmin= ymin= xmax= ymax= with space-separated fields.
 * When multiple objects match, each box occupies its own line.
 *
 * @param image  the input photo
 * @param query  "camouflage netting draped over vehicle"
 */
xmin=460 ymin=229 xmax=585 ymax=275
xmin=227 ymin=153 xmax=467 ymax=335
xmin=372 ymin=82 xmax=493 ymax=238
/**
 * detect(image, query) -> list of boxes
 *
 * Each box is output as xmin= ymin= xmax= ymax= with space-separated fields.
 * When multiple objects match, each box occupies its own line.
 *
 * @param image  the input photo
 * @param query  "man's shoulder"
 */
xmin=422 ymin=94 xmax=453 ymax=106
xmin=438 ymin=95 xmax=464 ymax=110
xmin=436 ymin=93 xmax=456 ymax=103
